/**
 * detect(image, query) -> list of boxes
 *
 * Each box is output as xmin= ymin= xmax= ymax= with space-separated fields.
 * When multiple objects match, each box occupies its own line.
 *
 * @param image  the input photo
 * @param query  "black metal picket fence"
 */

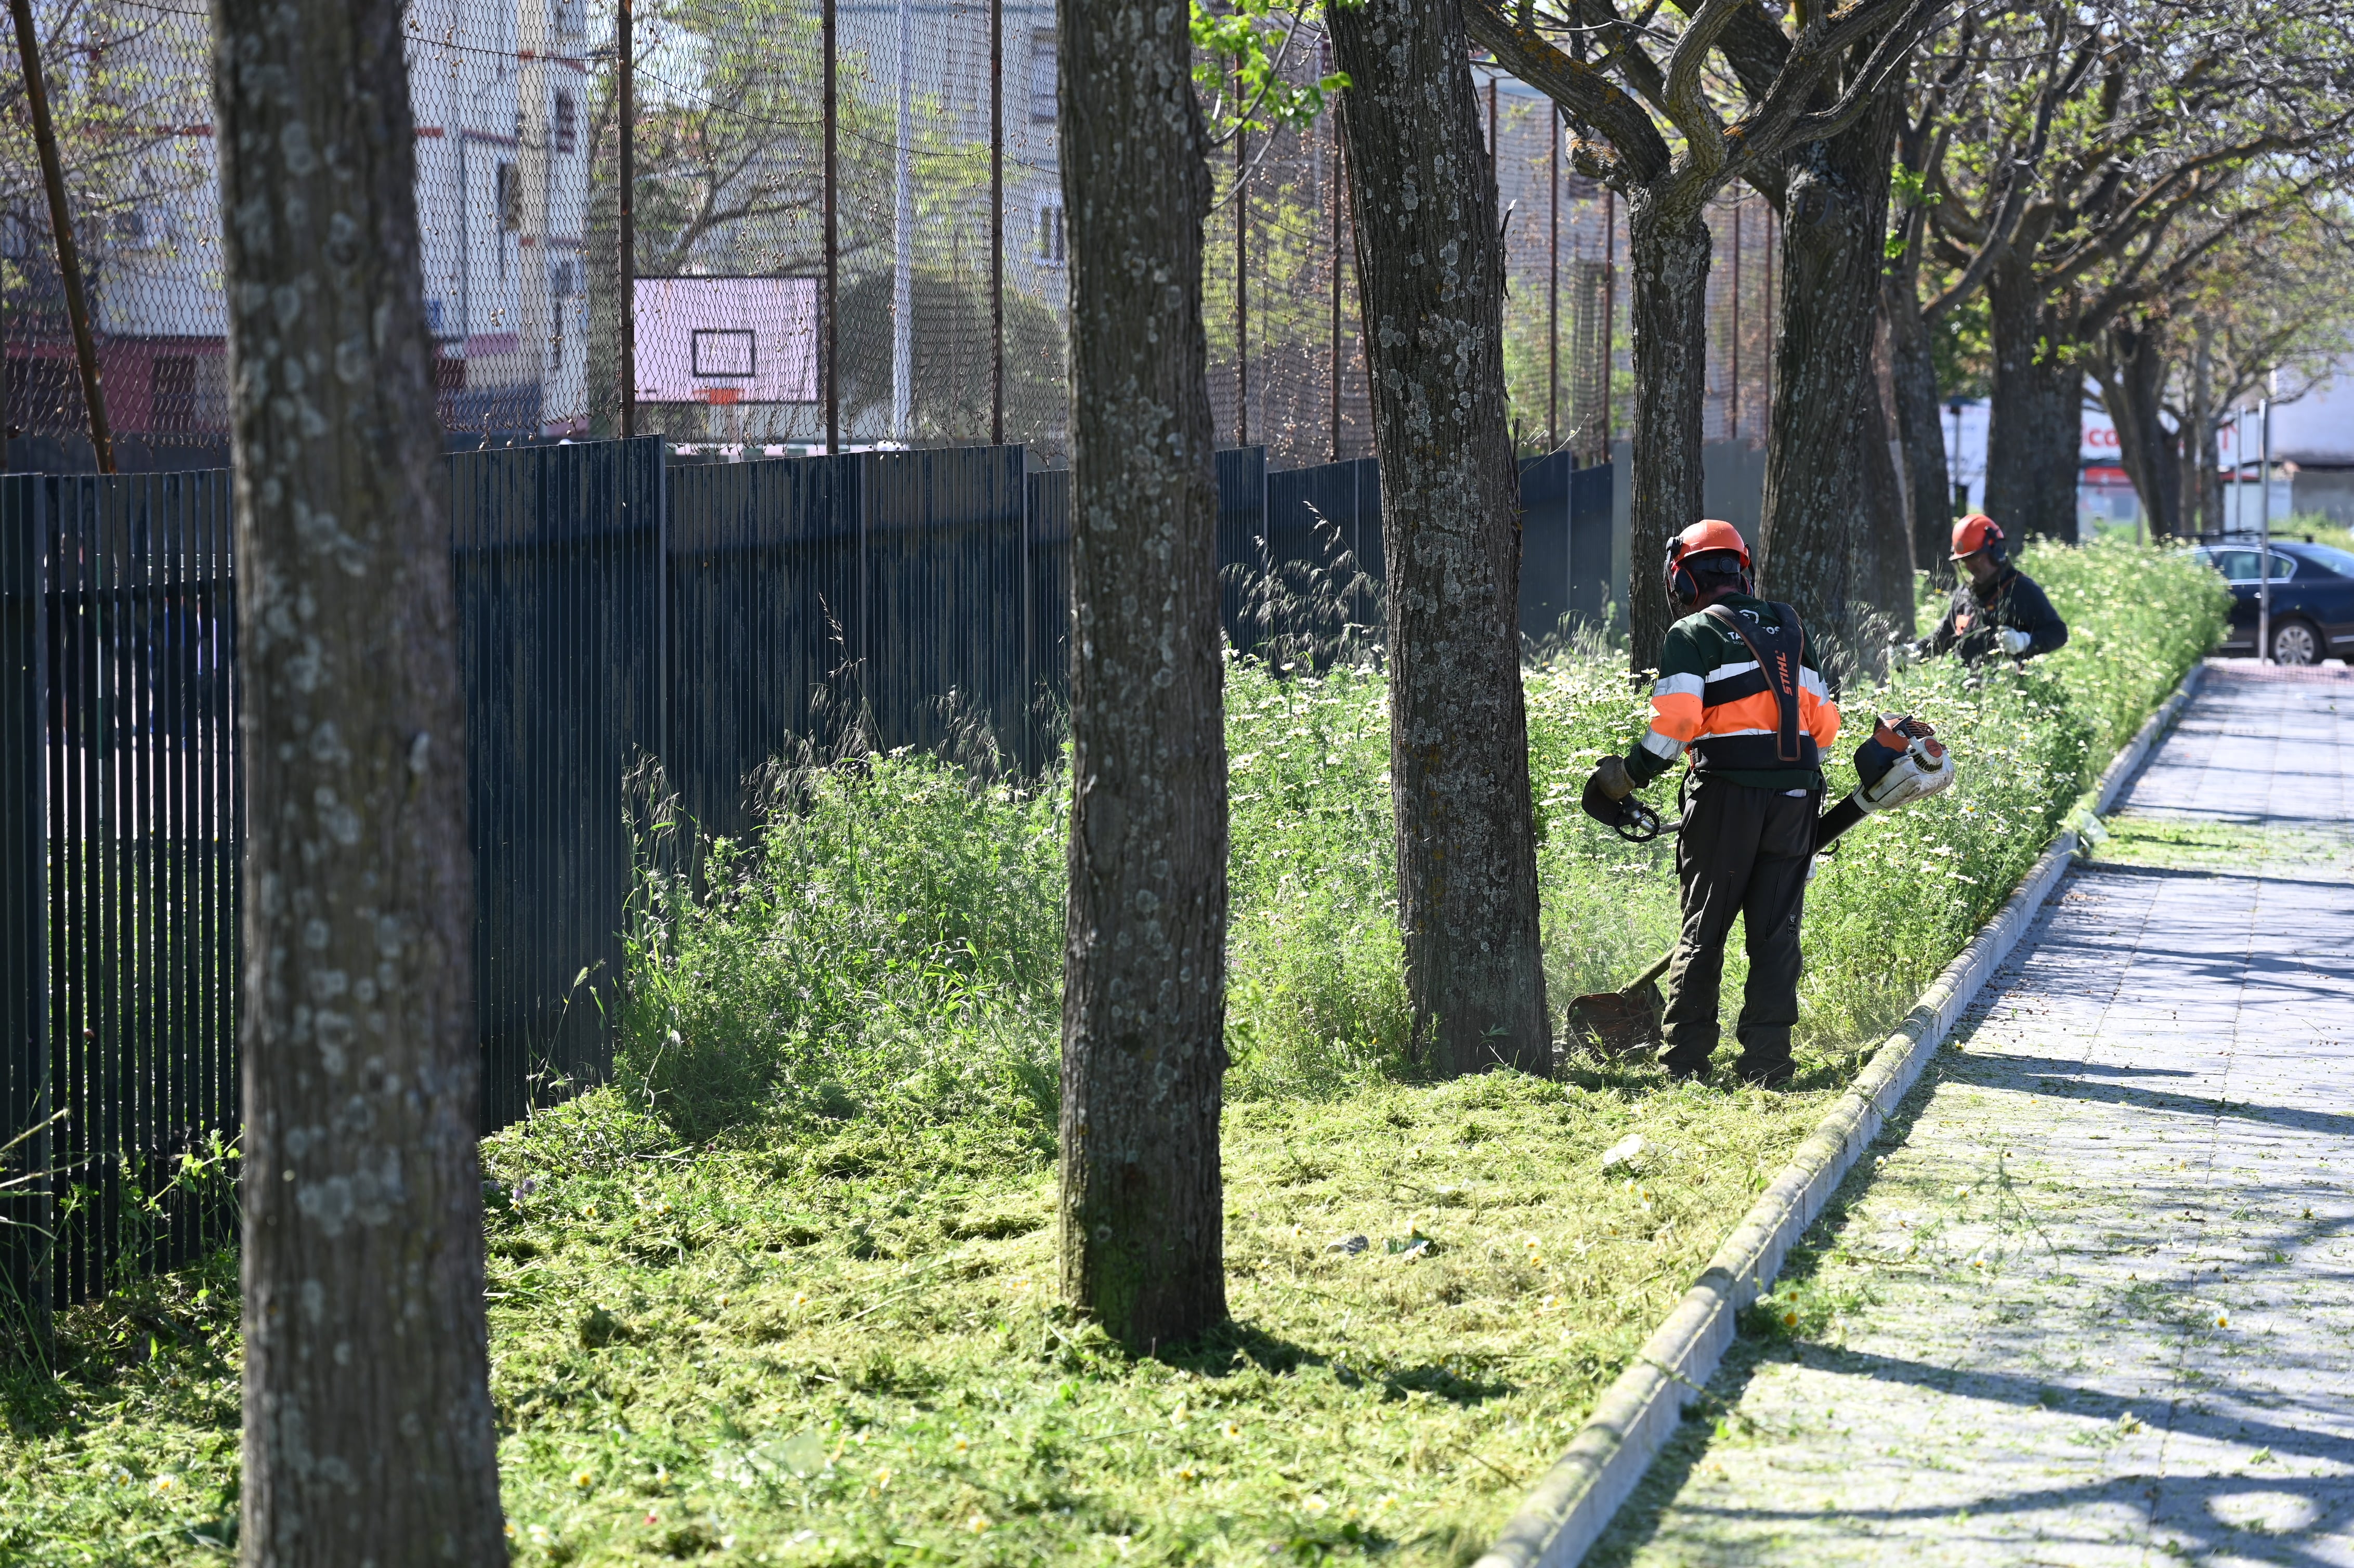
xmin=1 ymin=471 xmax=241 ymax=1323
xmin=2 ymin=438 xmax=1613 ymax=1316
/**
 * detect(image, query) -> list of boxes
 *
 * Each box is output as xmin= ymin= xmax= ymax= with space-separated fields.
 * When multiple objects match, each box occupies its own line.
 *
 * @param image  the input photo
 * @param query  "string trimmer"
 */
xmin=1565 ymin=714 xmax=1953 ymax=1061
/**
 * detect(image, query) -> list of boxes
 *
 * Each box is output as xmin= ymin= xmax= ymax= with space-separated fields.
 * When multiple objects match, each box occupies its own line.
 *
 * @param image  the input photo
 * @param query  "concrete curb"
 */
xmin=1474 ymin=661 xmax=2211 ymax=1568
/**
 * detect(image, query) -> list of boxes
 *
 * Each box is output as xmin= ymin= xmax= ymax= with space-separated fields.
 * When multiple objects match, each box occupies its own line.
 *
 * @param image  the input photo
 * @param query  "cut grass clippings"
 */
xmin=0 ymin=540 xmax=2230 ymax=1565
xmin=2 ymin=1071 xmax=1826 ymax=1566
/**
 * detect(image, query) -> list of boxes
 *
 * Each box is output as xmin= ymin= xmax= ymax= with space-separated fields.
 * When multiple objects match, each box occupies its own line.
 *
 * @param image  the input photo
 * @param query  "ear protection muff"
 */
xmin=1663 ymin=543 xmax=1697 ymax=611
xmin=1950 ymin=513 xmax=2008 ymax=565
xmin=1662 ymin=544 xmax=1753 ymax=610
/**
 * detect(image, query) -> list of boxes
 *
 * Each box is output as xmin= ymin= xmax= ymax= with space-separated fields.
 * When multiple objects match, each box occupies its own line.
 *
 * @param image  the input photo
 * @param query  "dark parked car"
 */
xmin=2190 ymin=539 xmax=2354 ymax=665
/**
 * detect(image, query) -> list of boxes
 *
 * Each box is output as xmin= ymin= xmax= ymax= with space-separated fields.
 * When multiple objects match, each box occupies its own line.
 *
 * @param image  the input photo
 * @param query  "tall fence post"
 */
xmin=618 ymin=0 xmax=635 ymax=439
xmin=1601 ymin=187 xmax=1616 ymax=454
xmin=990 ymin=0 xmax=1004 ymax=447
xmin=7 ymin=0 xmax=114 ymax=473
xmin=823 ymin=0 xmax=839 ymax=452
xmin=1329 ymin=114 xmax=1343 ymax=463
xmin=1235 ymin=66 xmax=1248 ymax=450
xmin=1548 ymin=107 xmax=1559 ymax=454
xmin=1728 ymin=197 xmax=1741 ymax=441
xmin=891 ymin=0 xmax=913 ymax=442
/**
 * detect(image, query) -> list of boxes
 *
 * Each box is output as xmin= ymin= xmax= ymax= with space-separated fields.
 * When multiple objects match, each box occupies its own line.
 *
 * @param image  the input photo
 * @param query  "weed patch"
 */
xmin=0 ymin=540 xmax=2225 ymax=1563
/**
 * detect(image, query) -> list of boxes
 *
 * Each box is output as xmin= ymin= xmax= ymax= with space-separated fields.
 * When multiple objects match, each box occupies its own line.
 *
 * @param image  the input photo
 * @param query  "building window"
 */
xmin=496 ymin=162 xmax=521 ymax=230
xmin=1029 ymin=31 xmax=1056 ymax=123
xmin=1038 ymin=201 xmax=1066 ymax=265
xmin=554 ymin=90 xmax=577 ymax=156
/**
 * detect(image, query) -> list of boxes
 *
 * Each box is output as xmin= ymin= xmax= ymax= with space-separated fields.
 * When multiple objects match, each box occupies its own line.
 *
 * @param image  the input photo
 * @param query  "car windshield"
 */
xmin=2291 ymin=543 xmax=2354 ymax=578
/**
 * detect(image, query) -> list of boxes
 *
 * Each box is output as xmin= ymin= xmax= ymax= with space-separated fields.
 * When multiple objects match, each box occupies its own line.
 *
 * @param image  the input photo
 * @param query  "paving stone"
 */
xmin=1593 ymin=667 xmax=2354 ymax=1567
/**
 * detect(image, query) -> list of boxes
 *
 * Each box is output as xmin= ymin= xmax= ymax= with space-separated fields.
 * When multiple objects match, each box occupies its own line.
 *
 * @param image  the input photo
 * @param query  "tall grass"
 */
xmin=614 ymin=538 xmax=2227 ymax=1139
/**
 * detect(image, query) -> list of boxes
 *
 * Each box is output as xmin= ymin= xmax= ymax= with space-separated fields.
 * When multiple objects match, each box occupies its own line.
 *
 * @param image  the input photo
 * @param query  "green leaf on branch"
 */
xmin=1191 ymin=0 xmax=1358 ymax=139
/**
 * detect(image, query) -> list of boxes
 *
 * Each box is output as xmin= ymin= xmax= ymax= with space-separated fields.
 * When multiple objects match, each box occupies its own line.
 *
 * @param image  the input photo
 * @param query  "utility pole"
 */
xmin=8 ymin=0 xmax=114 ymax=471
xmin=2258 ymin=391 xmax=2273 ymax=663
xmin=1948 ymin=399 xmax=1966 ymax=512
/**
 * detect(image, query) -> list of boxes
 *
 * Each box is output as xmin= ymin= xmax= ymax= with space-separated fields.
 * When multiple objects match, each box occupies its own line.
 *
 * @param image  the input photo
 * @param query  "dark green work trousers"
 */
xmin=1660 ymin=775 xmax=1816 ymax=1082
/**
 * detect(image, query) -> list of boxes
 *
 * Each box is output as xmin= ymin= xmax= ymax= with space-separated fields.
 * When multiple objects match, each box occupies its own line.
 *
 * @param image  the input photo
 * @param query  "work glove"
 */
xmin=1581 ymin=756 xmax=1667 ymax=841
xmin=1997 ymin=627 xmax=2033 ymax=658
xmin=1579 ymin=755 xmax=1636 ymax=827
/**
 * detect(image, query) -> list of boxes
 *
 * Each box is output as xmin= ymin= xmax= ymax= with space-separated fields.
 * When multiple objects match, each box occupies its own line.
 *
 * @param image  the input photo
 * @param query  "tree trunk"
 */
xmin=1331 ymin=0 xmax=1549 ymax=1078
xmin=2095 ymin=313 xmax=2180 ymax=539
xmin=1623 ymin=199 xmax=1711 ymax=672
xmin=1885 ymin=268 xmax=1954 ymax=586
xmin=1856 ymin=368 xmax=1917 ymax=644
xmin=212 ymin=0 xmax=506 ymax=1558
xmin=1056 ymin=0 xmax=1230 ymax=1352
xmin=2183 ymin=317 xmax=2219 ymax=535
xmin=1757 ymin=95 xmax=1900 ymax=659
xmin=1983 ymin=250 xmax=2082 ymax=542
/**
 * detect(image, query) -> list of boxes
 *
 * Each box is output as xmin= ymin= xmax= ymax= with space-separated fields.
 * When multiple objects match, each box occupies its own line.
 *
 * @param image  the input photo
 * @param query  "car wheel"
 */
xmin=2270 ymin=618 xmax=2324 ymax=666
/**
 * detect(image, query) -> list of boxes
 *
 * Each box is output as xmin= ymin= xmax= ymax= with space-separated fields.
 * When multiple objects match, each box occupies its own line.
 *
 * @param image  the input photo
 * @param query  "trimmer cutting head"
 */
xmin=1564 ymin=952 xmax=1671 ymax=1061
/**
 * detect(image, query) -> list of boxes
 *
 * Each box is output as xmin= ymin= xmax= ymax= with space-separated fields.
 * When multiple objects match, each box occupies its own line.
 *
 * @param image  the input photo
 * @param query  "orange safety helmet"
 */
xmin=1950 ymin=513 xmax=2007 ymax=561
xmin=1663 ymin=519 xmax=1753 ymax=608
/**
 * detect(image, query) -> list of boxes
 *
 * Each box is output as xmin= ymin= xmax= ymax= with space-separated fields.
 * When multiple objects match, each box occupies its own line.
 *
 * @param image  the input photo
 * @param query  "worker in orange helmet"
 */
xmin=1581 ymin=520 xmax=1840 ymax=1089
xmin=1898 ymin=513 xmax=2068 ymax=667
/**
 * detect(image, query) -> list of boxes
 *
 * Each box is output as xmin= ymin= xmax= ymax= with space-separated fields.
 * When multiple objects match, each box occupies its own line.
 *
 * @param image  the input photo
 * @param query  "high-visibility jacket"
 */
xmin=1624 ymin=594 xmax=1840 ymax=792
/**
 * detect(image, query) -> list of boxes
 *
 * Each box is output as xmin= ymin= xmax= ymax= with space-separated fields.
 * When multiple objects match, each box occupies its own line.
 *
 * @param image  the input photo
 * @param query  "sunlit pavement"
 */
xmin=1595 ymin=664 xmax=2354 ymax=1567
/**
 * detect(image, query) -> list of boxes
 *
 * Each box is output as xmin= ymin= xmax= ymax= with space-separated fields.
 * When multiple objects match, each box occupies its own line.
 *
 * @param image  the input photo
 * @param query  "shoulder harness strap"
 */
xmin=1702 ymin=602 xmax=1807 ymax=762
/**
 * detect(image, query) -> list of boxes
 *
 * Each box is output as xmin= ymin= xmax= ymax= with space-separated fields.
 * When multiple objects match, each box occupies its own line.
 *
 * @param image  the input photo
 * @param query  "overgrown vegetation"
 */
xmin=616 ymin=537 xmax=2225 ymax=1136
xmin=1 ymin=540 xmax=2224 ymax=1564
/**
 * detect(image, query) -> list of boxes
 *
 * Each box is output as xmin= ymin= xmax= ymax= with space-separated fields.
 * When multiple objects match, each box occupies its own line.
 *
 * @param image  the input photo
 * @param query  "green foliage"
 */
xmin=2284 ymin=515 xmax=2354 ymax=556
xmin=617 ymin=752 xmax=1067 ymax=1145
xmin=618 ymin=537 xmax=2224 ymax=1143
xmin=836 ymin=266 xmax=1069 ymax=450
xmin=1789 ymin=540 xmax=2226 ymax=1051
xmin=1191 ymin=1 xmax=1356 ymax=139
xmin=1932 ymin=291 xmax=1992 ymax=401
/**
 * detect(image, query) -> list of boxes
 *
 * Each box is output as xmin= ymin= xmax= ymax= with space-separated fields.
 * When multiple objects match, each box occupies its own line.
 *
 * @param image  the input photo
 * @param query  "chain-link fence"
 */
xmin=2 ymin=2 xmax=1777 ymax=475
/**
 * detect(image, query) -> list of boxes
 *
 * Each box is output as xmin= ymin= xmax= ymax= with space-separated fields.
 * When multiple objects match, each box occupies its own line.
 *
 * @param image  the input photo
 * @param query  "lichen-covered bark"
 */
xmin=1055 ymin=0 xmax=1230 ymax=1351
xmin=1983 ymin=250 xmax=2082 ymax=543
xmin=213 ymin=0 xmax=505 ymax=1557
xmin=1757 ymin=96 xmax=1904 ymax=656
xmin=1330 ymin=0 xmax=1549 ymax=1077
xmin=1624 ymin=204 xmax=1712 ymax=673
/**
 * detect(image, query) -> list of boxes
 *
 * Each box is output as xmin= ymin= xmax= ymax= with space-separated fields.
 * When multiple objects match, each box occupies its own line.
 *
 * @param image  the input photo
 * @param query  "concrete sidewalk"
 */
xmin=1595 ymin=664 xmax=2354 ymax=1567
